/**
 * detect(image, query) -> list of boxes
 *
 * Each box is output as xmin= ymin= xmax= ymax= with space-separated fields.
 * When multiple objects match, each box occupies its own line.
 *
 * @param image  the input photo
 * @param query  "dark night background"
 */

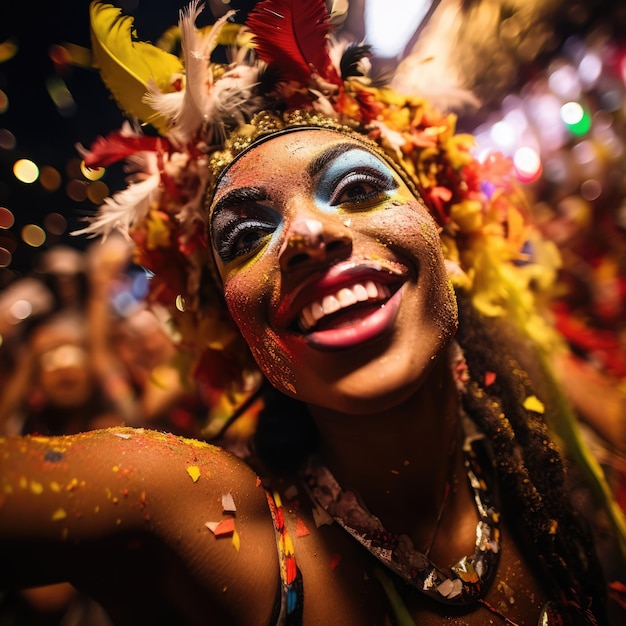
xmin=0 ymin=0 xmax=259 ymax=284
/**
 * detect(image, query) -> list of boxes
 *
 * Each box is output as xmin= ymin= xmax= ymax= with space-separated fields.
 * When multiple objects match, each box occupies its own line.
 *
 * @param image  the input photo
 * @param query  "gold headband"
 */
xmin=207 ymin=110 xmax=424 ymax=219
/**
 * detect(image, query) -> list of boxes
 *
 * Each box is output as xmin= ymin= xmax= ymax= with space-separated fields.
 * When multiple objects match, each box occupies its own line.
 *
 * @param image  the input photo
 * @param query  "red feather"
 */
xmin=83 ymin=131 xmax=166 ymax=168
xmin=246 ymin=0 xmax=335 ymax=84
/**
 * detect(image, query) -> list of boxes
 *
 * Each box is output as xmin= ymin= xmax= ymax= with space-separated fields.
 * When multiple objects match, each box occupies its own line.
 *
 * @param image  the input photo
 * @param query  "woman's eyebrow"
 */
xmin=211 ymin=187 xmax=267 ymax=220
xmin=306 ymin=143 xmax=365 ymax=178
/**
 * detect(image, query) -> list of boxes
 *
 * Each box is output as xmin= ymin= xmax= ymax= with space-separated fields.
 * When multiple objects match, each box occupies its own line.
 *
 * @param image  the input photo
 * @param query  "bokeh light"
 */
xmin=0 ymin=38 xmax=18 ymax=63
xmin=66 ymin=179 xmax=88 ymax=202
xmin=580 ymin=179 xmax=602 ymax=201
xmin=0 ymin=248 xmax=11 ymax=268
xmin=45 ymin=76 xmax=77 ymax=118
xmin=0 ymin=90 xmax=8 ymax=114
xmin=21 ymin=224 xmax=46 ymax=248
xmin=513 ymin=146 xmax=542 ymax=182
xmin=560 ymin=101 xmax=591 ymax=135
xmin=48 ymin=44 xmax=72 ymax=68
xmin=13 ymin=159 xmax=39 ymax=184
xmin=87 ymin=180 xmax=110 ymax=204
xmin=61 ymin=42 xmax=92 ymax=69
xmin=9 ymin=299 xmax=33 ymax=322
xmin=39 ymin=166 xmax=62 ymax=192
xmin=0 ymin=129 xmax=16 ymax=150
xmin=43 ymin=212 xmax=68 ymax=236
xmin=81 ymin=161 xmax=105 ymax=180
xmin=490 ymin=120 xmax=517 ymax=152
xmin=578 ymin=51 xmax=602 ymax=87
xmin=548 ymin=63 xmax=581 ymax=99
xmin=0 ymin=207 xmax=15 ymax=229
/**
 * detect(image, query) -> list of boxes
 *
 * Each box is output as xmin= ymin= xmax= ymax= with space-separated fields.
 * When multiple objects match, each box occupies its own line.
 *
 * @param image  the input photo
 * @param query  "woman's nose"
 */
xmin=279 ymin=216 xmax=352 ymax=272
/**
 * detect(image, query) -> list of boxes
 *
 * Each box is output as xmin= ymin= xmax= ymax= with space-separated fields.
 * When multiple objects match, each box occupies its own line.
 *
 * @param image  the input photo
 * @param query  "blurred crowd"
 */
xmin=0 ymin=238 xmax=217 ymax=626
xmin=0 ymin=238 xmax=213 ymax=440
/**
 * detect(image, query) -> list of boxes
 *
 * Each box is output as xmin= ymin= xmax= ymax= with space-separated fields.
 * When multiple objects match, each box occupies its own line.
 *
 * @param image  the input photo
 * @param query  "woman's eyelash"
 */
xmin=329 ymin=169 xmax=397 ymax=206
xmin=215 ymin=216 xmax=275 ymax=262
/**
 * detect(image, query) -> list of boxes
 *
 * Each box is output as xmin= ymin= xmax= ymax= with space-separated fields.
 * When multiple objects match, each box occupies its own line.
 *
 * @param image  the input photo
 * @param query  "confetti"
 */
xmin=114 ymin=432 xmax=132 ymax=439
xmin=186 ymin=465 xmax=201 ymax=482
xmin=231 ymin=529 xmax=240 ymax=551
xmin=51 ymin=508 xmax=67 ymax=521
xmin=523 ymin=395 xmax=545 ymax=414
xmin=437 ymin=578 xmax=463 ymax=598
xmin=484 ymin=371 xmax=496 ymax=386
xmin=30 ymin=481 xmax=43 ymax=495
xmin=206 ymin=518 xmax=236 ymax=536
xmin=295 ymin=517 xmax=310 ymax=538
xmin=222 ymin=492 xmax=236 ymax=512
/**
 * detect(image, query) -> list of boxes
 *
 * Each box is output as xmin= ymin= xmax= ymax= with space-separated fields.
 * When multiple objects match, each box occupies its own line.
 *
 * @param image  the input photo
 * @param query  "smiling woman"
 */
xmin=0 ymin=1 xmax=623 ymax=625
xmin=209 ymin=128 xmax=457 ymax=413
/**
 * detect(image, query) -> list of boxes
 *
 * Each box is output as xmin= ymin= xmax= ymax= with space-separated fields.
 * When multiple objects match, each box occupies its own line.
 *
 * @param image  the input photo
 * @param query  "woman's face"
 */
xmin=209 ymin=129 xmax=457 ymax=414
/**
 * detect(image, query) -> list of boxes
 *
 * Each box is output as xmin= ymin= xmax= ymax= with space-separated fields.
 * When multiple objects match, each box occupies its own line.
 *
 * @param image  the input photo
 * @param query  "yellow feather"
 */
xmin=89 ymin=1 xmax=183 ymax=134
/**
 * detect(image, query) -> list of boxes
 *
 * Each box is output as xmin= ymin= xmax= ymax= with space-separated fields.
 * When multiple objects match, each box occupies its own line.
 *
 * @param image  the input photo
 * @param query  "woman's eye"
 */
xmin=336 ymin=181 xmax=380 ymax=204
xmin=329 ymin=170 xmax=396 ymax=207
xmin=214 ymin=217 xmax=276 ymax=264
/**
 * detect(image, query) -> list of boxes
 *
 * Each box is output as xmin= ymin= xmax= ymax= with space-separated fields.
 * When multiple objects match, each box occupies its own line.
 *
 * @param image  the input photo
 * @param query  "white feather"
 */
xmin=73 ymin=173 xmax=161 ymax=241
xmin=145 ymin=4 xmax=237 ymax=146
xmin=143 ymin=82 xmax=186 ymax=122
xmin=176 ymin=156 xmax=211 ymax=237
xmin=176 ymin=0 xmax=211 ymax=141
xmin=205 ymin=65 xmax=262 ymax=130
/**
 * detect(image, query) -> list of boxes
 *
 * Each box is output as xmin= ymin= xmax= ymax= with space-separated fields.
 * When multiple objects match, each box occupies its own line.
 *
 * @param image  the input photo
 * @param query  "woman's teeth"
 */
xmin=298 ymin=281 xmax=392 ymax=331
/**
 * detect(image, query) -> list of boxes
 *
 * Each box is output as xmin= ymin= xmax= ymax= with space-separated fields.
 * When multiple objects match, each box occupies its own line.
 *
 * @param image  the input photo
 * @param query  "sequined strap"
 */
xmin=537 ymin=600 xmax=600 ymax=625
xmin=266 ymin=490 xmax=304 ymax=626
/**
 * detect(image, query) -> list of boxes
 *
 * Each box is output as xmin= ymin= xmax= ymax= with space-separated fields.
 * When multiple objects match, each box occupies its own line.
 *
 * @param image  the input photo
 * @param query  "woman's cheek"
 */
xmin=223 ymin=275 xmax=258 ymax=341
xmin=223 ymin=275 xmax=299 ymax=396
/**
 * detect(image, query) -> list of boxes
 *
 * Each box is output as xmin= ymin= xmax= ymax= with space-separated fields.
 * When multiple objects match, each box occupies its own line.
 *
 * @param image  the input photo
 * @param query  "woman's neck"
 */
xmin=307 ymin=349 xmax=473 ymax=554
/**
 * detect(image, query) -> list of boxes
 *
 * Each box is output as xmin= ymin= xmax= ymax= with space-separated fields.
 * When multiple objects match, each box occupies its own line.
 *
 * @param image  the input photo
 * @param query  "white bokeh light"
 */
xmin=365 ymin=0 xmax=433 ymax=58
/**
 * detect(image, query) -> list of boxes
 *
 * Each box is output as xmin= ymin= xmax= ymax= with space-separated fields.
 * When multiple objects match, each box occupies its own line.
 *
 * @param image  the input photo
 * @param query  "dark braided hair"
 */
xmin=455 ymin=290 xmax=608 ymax=624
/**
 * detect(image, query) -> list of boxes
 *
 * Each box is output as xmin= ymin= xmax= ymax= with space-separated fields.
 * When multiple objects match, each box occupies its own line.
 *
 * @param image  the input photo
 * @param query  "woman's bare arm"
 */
xmin=0 ymin=427 xmax=279 ymax=625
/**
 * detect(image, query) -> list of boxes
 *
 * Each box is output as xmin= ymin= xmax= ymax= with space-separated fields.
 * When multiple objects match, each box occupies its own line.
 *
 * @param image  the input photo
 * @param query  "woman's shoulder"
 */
xmin=0 ymin=427 xmax=281 ymax=625
xmin=0 ymin=426 xmax=269 ymax=541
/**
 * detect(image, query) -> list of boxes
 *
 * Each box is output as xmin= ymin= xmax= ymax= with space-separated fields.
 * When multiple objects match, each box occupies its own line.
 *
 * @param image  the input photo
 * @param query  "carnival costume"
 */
xmin=75 ymin=1 xmax=625 ymax=624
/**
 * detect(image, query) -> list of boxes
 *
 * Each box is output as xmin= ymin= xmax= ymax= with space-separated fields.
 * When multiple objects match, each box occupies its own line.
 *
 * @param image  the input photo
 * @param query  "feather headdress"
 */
xmin=76 ymin=0 xmax=626 ymax=562
xmin=76 ymin=0 xmax=547 ymax=385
